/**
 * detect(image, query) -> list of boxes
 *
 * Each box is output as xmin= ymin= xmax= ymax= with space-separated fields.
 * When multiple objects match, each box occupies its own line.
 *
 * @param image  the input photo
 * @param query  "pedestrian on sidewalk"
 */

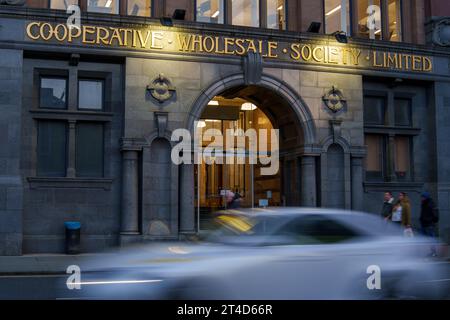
xmin=381 ymin=191 xmax=395 ymax=221
xmin=420 ymin=192 xmax=439 ymax=257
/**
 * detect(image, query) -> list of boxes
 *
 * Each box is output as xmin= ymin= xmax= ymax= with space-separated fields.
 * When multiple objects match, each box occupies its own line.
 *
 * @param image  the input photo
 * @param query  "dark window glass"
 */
xmin=76 ymin=123 xmax=104 ymax=177
xmin=40 ymin=77 xmax=67 ymax=109
xmin=364 ymin=134 xmax=384 ymax=180
xmin=278 ymin=215 xmax=360 ymax=244
xmin=364 ymin=96 xmax=386 ymax=125
xmin=37 ymin=121 xmax=67 ymax=177
xmin=78 ymin=80 xmax=104 ymax=110
xmin=394 ymin=135 xmax=411 ymax=180
xmin=394 ymin=98 xmax=412 ymax=127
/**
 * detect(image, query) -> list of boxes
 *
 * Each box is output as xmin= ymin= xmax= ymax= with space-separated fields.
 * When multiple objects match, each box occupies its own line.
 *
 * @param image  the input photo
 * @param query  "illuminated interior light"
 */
xmin=277 ymin=5 xmax=283 ymax=11
xmin=241 ymin=102 xmax=257 ymax=111
xmin=374 ymin=29 xmax=381 ymax=35
xmin=208 ymin=100 xmax=219 ymax=106
xmin=211 ymin=10 xmax=220 ymax=18
xmin=105 ymin=0 xmax=112 ymax=8
xmin=326 ymin=5 xmax=341 ymax=16
xmin=197 ymin=120 xmax=206 ymax=128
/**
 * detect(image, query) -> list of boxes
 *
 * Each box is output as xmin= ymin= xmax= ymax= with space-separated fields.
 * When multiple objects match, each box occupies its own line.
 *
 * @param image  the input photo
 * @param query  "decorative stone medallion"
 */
xmin=322 ymin=86 xmax=346 ymax=113
xmin=146 ymin=74 xmax=176 ymax=103
xmin=432 ymin=18 xmax=450 ymax=47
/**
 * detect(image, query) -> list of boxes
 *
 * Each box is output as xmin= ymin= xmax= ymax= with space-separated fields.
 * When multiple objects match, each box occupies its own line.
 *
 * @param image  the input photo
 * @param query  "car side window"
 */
xmin=278 ymin=215 xmax=361 ymax=244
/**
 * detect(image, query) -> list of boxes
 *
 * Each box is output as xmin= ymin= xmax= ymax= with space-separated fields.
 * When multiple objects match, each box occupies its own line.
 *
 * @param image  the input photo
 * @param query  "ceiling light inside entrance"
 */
xmin=208 ymin=100 xmax=219 ymax=106
xmin=241 ymin=102 xmax=257 ymax=111
xmin=326 ymin=5 xmax=341 ymax=16
xmin=211 ymin=10 xmax=220 ymax=18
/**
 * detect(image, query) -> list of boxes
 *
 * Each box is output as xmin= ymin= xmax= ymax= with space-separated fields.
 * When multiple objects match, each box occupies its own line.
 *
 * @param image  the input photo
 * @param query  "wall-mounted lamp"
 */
xmin=160 ymin=17 xmax=173 ymax=27
xmin=307 ymin=22 xmax=321 ymax=33
xmin=332 ymin=31 xmax=348 ymax=43
xmin=172 ymin=9 xmax=186 ymax=20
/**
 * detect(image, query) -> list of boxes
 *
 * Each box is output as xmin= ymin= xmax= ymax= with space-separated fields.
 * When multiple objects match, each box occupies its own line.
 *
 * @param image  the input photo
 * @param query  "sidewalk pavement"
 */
xmin=0 ymin=253 xmax=115 ymax=275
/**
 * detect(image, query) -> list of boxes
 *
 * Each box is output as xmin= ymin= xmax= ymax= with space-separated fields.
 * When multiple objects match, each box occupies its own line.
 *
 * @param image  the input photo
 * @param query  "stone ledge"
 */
xmin=363 ymin=181 xmax=425 ymax=193
xmin=27 ymin=177 xmax=113 ymax=190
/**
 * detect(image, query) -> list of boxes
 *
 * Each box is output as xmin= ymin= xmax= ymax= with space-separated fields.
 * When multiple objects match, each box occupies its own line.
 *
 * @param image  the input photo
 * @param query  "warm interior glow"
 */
xmin=326 ymin=5 xmax=341 ymax=16
xmin=241 ymin=102 xmax=257 ymax=111
xmin=208 ymin=100 xmax=220 ymax=106
xmin=105 ymin=0 xmax=112 ymax=8
xmin=211 ymin=10 xmax=220 ymax=18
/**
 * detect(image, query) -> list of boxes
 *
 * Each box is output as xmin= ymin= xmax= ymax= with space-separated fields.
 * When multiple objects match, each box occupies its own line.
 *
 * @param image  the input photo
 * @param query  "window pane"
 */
xmin=394 ymin=98 xmax=411 ymax=126
xmin=365 ymin=134 xmax=383 ymax=179
xmin=267 ymin=0 xmax=286 ymax=30
xmin=87 ymin=0 xmax=119 ymax=14
xmin=76 ymin=123 xmax=104 ymax=177
xmin=325 ymin=0 xmax=351 ymax=35
xmin=127 ymin=0 xmax=152 ymax=16
xmin=50 ymin=0 xmax=78 ymax=9
xmin=232 ymin=0 xmax=259 ymax=27
xmin=79 ymin=80 xmax=103 ymax=110
xmin=363 ymin=96 xmax=386 ymax=125
xmin=388 ymin=0 xmax=402 ymax=41
xmin=37 ymin=121 xmax=67 ymax=177
xmin=196 ymin=0 xmax=224 ymax=24
xmin=394 ymin=136 xmax=410 ymax=179
xmin=356 ymin=0 xmax=382 ymax=40
xmin=40 ymin=77 xmax=67 ymax=109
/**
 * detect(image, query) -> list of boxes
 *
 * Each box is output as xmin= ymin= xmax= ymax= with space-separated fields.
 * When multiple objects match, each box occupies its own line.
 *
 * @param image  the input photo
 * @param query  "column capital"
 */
xmin=120 ymin=137 xmax=145 ymax=152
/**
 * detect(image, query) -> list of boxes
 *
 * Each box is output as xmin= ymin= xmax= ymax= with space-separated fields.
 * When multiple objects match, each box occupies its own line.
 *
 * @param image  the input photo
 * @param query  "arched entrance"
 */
xmin=183 ymin=73 xmax=317 ymax=230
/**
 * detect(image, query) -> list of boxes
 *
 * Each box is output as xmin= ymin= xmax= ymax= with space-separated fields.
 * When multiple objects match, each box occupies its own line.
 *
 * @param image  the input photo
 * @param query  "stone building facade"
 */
xmin=1 ymin=0 xmax=450 ymax=255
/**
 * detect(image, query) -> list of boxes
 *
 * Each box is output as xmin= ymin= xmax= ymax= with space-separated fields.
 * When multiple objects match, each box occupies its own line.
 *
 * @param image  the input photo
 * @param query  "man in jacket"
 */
xmin=381 ymin=191 xmax=395 ymax=220
xmin=420 ymin=192 xmax=439 ymax=257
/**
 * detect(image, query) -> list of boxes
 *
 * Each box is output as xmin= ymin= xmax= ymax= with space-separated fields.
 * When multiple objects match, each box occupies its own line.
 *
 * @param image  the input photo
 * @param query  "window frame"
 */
xmin=323 ymin=0 xmax=353 ymax=36
xmin=363 ymin=88 xmax=417 ymax=183
xmin=77 ymin=78 xmax=105 ymax=111
xmin=350 ymin=0 xmax=404 ymax=42
xmin=194 ymin=0 xmax=288 ymax=30
xmin=126 ymin=0 xmax=153 ymax=17
xmin=364 ymin=133 xmax=386 ymax=182
xmin=39 ymin=75 xmax=69 ymax=110
xmin=48 ymin=0 xmax=79 ymax=10
xmin=75 ymin=121 xmax=105 ymax=178
xmin=36 ymin=120 xmax=68 ymax=177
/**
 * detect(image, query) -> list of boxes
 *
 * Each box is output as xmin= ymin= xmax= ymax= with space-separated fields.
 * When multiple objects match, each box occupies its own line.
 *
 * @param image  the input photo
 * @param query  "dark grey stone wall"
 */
xmin=361 ymin=81 xmax=441 ymax=237
xmin=20 ymin=58 xmax=124 ymax=253
xmin=0 ymin=49 xmax=23 ymax=255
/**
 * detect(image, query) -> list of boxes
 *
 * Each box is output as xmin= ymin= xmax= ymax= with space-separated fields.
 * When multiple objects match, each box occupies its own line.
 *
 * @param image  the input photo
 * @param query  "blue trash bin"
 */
xmin=64 ymin=221 xmax=81 ymax=254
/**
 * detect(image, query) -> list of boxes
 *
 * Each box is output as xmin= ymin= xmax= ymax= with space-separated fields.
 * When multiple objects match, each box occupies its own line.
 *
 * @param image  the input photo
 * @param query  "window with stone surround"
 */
xmin=32 ymin=67 xmax=112 ymax=179
xmin=363 ymin=89 xmax=416 ymax=182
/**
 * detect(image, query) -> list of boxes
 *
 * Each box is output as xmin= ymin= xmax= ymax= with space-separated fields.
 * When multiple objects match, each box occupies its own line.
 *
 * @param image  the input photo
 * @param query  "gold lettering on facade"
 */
xmin=24 ymin=22 xmax=434 ymax=74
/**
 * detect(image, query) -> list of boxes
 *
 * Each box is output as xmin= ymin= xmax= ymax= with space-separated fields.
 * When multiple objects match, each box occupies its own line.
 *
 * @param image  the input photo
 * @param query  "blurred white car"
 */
xmin=79 ymin=208 xmax=449 ymax=300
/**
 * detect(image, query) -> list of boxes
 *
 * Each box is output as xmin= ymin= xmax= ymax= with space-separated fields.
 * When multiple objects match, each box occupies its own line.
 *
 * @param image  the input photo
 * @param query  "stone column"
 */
xmin=301 ymin=156 xmax=317 ymax=207
xmin=120 ymin=150 xmax=140 ymax=244
xmin=351 ymin=157 xmax=364 ymax=211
